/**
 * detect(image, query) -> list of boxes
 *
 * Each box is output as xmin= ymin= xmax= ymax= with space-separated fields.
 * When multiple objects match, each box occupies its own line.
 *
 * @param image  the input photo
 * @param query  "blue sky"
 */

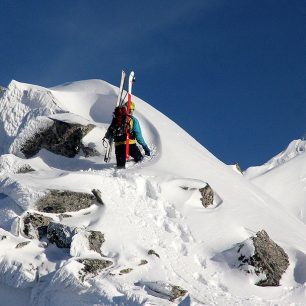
xmin=0 ymin=0 xmax=305 ymax=169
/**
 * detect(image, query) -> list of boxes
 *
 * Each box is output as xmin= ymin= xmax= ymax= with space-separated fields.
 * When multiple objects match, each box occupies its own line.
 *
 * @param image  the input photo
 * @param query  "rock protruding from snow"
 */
xmin=88 ymin=231 xmax=105 ymax=255
xmin=216 ymin=229 xmax=289 ymax=286
xmin=235 ymin=162 xmax=243 ymax=174
xmin=47 ymin=222 xmax=79 ymax=248
xmin=16 ymin=164 xmax=35 ymax=173
xmin=148 ymin=249 xmax=160 ymax=258
xmin=77 ymin=258 xmax=113 ymax=282
xmin=135 ymin=281 xmax=187 ymax=302
xmin=70 ymin=229 xmax=106 ymax=257
xmin=36 ymin=190 xmax=96 ymax=213
xmin=250 ymin=230 xmax=289 ymax=286
xmin=23 ymin=212 xmax=53 ymax=239
xmin=20 ymin=118 xmax=95 ymax=158
xmin=91 ymin=189 xmax=104 ymax=205
xmin=199 ymin=184 xmax=214 ymax=207
xmin=15 ymin=241 xmax=30 ymax=249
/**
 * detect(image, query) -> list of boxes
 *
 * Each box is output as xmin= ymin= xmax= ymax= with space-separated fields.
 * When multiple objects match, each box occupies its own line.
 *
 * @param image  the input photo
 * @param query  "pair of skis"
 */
xmin=104 ymin=70 xmax=135 ymax=163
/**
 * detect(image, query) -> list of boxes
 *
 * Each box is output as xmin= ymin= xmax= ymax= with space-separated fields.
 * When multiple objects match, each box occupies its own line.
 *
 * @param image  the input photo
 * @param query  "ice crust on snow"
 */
xmin=0 ymin=79 xmax=305 ymax=305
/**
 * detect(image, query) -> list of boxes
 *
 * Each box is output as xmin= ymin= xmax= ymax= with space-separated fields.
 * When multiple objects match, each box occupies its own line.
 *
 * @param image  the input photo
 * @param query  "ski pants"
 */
xmin=115 ymin=143 xmax=143 ymax=168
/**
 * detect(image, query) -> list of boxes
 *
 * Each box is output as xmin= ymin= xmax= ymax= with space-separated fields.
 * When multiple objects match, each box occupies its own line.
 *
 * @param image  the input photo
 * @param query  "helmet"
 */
xmin=124 ymin=101 xmax=135 ymax=112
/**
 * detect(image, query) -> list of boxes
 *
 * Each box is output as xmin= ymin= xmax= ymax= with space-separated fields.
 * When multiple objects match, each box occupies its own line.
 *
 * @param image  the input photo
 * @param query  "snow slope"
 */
xmin=0 ymin=79 xmax=305 ymax=306
xmin=245 ymin=140 xmax=306 ymax=224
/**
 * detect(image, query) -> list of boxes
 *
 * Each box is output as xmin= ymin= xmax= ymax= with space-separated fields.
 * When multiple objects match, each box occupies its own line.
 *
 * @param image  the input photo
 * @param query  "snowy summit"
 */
xmin=0 ymin=78 xmax=305 ymax=306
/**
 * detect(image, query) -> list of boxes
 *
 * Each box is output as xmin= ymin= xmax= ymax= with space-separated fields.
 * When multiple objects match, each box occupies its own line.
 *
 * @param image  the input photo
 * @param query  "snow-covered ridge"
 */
xmin=244 ymin=139 xmax=306 ymax=179
xmin=0 ymin=79 xmax=306 ymax=305
xmin=245 ymin=140 xmax=306 ymax=226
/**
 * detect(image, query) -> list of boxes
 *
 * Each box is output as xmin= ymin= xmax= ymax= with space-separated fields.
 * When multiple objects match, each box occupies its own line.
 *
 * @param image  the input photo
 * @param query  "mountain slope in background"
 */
xmin=245 ymin=140 xmax=306 ymax=224
xmin=0 ymin=79 xmax=305 ymax=306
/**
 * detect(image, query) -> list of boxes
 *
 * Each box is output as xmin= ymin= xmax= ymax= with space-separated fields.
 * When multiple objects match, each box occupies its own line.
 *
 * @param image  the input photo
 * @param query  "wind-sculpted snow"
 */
xmin=0 ymin=81 xmax=62 ymax=154
xmin=0 ymin=229 xmax=45 ymax=288
xmin=245 ymin=139 xmax=306 ymax=179
xmin=0 ymin=79 xmax=305 ymax=305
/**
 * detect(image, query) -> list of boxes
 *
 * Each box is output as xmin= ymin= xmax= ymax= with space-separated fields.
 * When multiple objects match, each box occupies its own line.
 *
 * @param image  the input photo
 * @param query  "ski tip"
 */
xmin=129 ymin=71 xmax=136 ymax=83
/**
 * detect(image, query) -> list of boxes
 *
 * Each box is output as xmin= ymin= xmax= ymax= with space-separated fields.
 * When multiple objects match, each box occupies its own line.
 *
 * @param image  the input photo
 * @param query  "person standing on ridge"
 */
xmin=104 ymin=101 xmax=150 ymax=168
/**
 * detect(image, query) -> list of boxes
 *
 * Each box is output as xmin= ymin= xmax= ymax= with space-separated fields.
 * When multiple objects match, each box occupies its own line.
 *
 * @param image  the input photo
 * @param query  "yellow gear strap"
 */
xmin=115 ymin=139 xmax=136 ymax=146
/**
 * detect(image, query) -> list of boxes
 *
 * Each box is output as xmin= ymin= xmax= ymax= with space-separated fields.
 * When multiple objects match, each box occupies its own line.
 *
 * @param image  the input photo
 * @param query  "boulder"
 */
xmin=20 ymin=118 xmax=95 ymax=158
xmin=88 ymin=231 xmax=105 ymax=255
xmin=216 ymin=229 xmax=289 ymax=286
xmin=199 ymin=184 xmax=214 ymax=207
xmin=47 ymin=222 xmax=79 ymax=248
xmin=23 ymin=212 xmax=53 ymax=239
xmin=36 ymin=190 xmax=96 ymax=213
xmin=77 ymin=258 xmax=113 ymax=282
xmin=249 ymin=230 xmax=289 ymax=286
xmin=70 ymin=229 xmax=105 ymax=257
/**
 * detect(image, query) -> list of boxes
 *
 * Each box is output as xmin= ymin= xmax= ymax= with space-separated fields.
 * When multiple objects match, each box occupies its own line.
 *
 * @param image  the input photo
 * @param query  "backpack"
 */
xmin=112 ymin=106 xmax=130 ymax=137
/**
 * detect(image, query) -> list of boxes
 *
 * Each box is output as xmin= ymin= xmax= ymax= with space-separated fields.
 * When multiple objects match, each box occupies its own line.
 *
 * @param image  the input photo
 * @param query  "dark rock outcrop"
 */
xmin=88 ymin=231 xmax=105 ymax=255
xmin=77 ymin=258 xmax=113 ymax=281
xmin=218 ymin=229 xmax=290 ymax=286
xmin=170 ymin=285 xmax=188 ymax=301
xmin=47 ymin=222 xmax=79 ymax=248
xmin=249 ymin=230 xmax=289 ymax=286
xmin=148 ymin=249 xmax=160 ymax=258
xmin=20 ymin=118 xmax=95 ymax=158
xmin=23 ymin=213 xmax=53 ymax=239
xmin=199 ymin=184 xmax=214 ymax=207
xmin=36 ymin=190 xmax=96 ymax=213
xmin=17 ymin=164 xmax=35 ymax=174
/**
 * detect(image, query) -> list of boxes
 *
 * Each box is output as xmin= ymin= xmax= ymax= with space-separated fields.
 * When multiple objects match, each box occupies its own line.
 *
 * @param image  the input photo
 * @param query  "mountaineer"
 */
xmin=104 ymin=101 xmax=150 ymax=168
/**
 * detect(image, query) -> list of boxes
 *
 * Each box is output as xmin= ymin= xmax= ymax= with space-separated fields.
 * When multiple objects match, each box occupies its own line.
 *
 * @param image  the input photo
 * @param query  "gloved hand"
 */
xmin=143 ymin=145 xmax=151 ymax=156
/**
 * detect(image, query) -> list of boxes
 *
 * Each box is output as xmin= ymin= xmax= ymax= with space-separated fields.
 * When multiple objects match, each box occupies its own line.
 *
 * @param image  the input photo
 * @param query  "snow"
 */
xmin=0 ymin=78 xmax=305 ymax=305
xmin=245 ymin=140 xmax=306 ymax=224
